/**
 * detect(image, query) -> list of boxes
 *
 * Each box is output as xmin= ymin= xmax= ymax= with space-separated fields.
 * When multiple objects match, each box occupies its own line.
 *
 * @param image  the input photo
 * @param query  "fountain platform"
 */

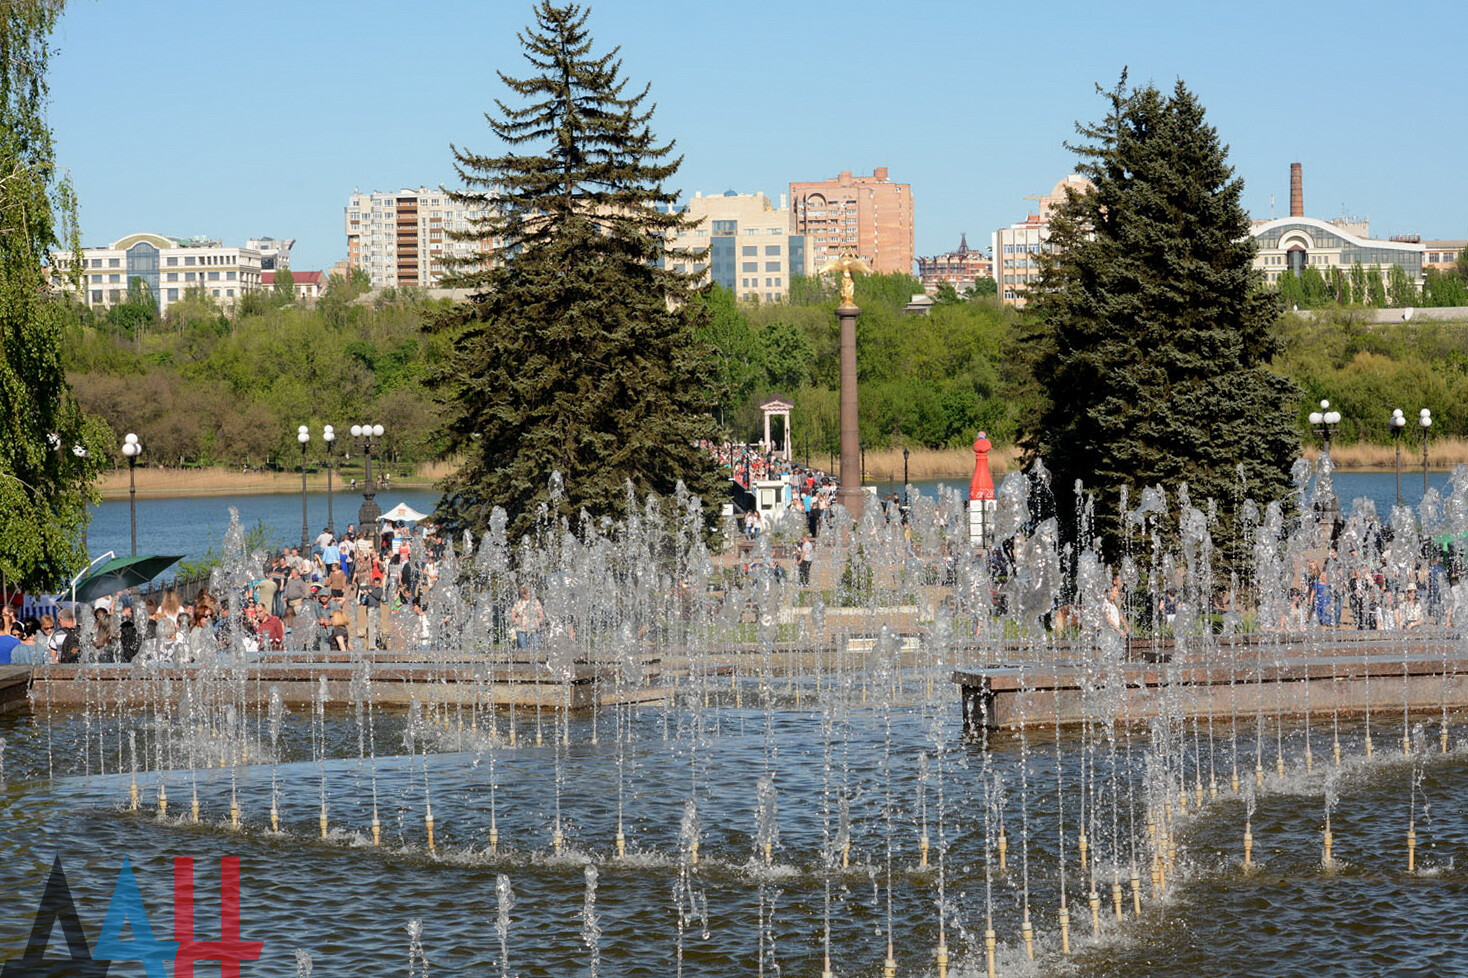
xmin=954 ymin=631 xmax=1468 ymax=731
xmin=22 ymin=652 xmax=674 ymax=710
xmin=0 ymin=665 xmax=29 ymax=714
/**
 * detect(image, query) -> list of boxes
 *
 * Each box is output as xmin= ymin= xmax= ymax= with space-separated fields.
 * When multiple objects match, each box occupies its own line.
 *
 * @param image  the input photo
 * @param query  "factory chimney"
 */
xmin=1290 ymin=162 xmax=1304 ymax=217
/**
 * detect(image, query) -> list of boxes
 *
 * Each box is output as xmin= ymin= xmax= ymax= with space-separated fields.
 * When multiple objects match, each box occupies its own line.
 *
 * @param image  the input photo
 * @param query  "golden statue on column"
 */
xmin=817 ymin=250 xmax=873 ymax=306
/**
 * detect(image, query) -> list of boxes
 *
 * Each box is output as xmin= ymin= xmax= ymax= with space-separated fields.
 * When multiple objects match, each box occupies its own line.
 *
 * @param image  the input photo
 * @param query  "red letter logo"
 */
xmin=173 ymin=857 xmax=263 ymax=977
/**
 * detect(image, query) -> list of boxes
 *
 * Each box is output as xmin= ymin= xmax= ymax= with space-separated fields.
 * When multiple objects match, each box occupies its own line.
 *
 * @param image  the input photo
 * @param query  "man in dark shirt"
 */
xmin=55 ymin=610 xmax=81 ymax=663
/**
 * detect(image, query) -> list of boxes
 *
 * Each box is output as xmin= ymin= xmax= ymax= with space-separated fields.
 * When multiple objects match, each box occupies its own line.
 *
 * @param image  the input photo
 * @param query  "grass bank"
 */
xmin=861 ymin=438 xmax=1468 ymax=482
xmin=1307 ymin=437 xmax=1468 ymax=469
xmin=96 ymin=461 xmax=452 ymax=500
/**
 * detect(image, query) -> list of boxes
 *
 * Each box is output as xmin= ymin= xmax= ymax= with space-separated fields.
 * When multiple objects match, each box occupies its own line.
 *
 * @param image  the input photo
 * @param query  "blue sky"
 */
xmin=49 ymin=0 xmax=1468 ymax=273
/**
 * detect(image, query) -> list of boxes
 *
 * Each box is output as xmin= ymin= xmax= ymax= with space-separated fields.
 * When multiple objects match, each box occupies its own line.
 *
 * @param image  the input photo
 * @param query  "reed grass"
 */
xmin=857 ymin=446 xmax=1019 ymax=482
xmin=96 ymin=462 xmax=446 ymax=499
xmin=1308 ymin=436 xmax=1468 ymax=470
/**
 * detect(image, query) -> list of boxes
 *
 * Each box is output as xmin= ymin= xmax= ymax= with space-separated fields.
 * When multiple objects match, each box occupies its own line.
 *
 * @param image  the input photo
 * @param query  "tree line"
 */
xmin=55 ymin=263 xmax=1468 ymax=479
xmin=62 ymin=272 xmax=447 ymax=473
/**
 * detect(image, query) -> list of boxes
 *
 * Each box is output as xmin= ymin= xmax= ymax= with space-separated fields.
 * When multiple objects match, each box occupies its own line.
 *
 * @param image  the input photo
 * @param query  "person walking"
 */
xmin=797 ymin=534 xmax=814 ymax=586
xmin=510 ymin=586 xmax=545 ymax=650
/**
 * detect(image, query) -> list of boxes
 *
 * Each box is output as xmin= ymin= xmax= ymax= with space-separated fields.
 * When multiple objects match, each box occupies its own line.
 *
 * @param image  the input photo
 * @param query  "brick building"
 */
xmin=789 ymin=167 xmax=913 ymax=276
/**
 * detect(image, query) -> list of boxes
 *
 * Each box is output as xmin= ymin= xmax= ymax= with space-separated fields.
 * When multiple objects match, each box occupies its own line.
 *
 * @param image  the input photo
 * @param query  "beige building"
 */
xmin=345 ymin=187 xmax=491 ymax=288
xmin=790 ymin=167 xmax=913 ymax=276
xmin=51 ymin=232 xmax=265 ymax=312
xmin=991 ymin=174 xmax=1090 ymax=306
xmin=663 ymin=191 xmax=808 ymax=303
xmin=1421 ymin=239 xmax=1466 ymax=273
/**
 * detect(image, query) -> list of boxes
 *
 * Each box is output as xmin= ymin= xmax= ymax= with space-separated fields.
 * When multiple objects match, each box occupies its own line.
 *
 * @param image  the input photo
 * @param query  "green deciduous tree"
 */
xmin=273 ymin=265 xmax=296 ymax=305
xmin=427 ymin=1 xmax=722 ymax=541
xmin=1386 ymin=263 xmax=1417 ymax=308
xmin=1022 ymin=74 xmax=1301 ymax=560
xmin=0 ymin=0 xmax=109 ymax=590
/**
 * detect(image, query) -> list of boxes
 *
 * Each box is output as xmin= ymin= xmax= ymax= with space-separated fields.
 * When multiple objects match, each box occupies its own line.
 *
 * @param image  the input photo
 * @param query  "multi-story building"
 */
xmin=991 ymin=174 xmax=1090 ymax=307
xmin=51 ymin=232 xmax=265 ymax=312
xmin=1251 ymin=164 xmax=1424 ymax=288
xmin=345 ymin=187 xmax=492 ymax=288
xmin=246 ymin=236 xmax=294 ymax=271
xmin=663 ymin=191 xmax=808 ymax=303
xmin=789 ymin=167 xmax=913 ymax=276
xmin=916 ymin=233 xmax=993 ymax=294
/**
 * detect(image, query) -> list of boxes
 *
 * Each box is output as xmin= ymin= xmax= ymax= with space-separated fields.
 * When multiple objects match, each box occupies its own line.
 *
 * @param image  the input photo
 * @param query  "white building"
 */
xmin=345 ymin=187 xmax=492 ymax=288
xmin=246 ymin=236 xmax=295 ymax=271
xmin=51 ymin=232 xmax=265 ymax=312
xmin=1251 ymin=216 xmax=1424 ymax=287
xmin=663 ymin=190 xmax=809 ymax=303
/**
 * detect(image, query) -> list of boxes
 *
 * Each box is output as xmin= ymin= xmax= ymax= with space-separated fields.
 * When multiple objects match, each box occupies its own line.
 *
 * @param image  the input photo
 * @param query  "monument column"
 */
xmin=837 ymin=297 xmax=863 ymax=520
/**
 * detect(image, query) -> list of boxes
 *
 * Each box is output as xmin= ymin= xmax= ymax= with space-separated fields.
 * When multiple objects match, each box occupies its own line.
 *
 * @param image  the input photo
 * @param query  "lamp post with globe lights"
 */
xmin=1419 ymin=408 xmax=1432 ymax=497
xmin=122 ymin=433 xmax=142 ymax=556
xmin=352 ymin=424 xmax=385 ymax=526
xmin=1308 ymin=399 xmax=1341 ymax=456
xmin=1390 ymin=409 xmax=1407 ymax=505
xmin=322 ymin=425 xmax=337 ymax=536
xmin=297 ymin=425 xmax=311 ymax=551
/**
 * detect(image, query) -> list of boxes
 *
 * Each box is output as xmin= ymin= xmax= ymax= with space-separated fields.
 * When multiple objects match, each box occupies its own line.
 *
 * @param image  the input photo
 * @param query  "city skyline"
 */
xmin=48 ymin=0 xmax=1468 ymax=276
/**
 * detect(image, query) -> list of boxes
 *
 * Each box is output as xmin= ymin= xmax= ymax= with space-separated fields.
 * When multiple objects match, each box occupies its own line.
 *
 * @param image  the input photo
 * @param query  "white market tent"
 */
xmin=378 ymin=502 xmax=430 ymax=523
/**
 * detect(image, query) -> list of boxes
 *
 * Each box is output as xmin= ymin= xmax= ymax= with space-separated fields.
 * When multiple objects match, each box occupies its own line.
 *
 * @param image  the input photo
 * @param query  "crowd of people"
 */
xmin=1276 ymin=551 xmax=1459 ymax=632
xmin=0 ymin=521 xmax=448 ymax=666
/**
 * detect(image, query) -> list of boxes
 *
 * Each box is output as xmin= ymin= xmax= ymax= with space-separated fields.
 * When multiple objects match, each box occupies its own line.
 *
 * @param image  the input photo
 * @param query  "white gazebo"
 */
xmin=759 ymin=396 xmax=794 ymax=460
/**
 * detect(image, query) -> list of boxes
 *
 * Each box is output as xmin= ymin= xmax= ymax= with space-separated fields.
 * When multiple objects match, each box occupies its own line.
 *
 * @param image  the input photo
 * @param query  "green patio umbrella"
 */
xmin=70 ymin=554 xmax=184 ymax=603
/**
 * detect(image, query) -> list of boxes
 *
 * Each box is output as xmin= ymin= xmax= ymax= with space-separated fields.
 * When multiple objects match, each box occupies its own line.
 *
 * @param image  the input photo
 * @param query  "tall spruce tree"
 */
xmin=1022 ymin=76 xmax=1300 ymax=560
xmin=0 ymin=0 xmax=109 ymax=590
xmin=428 ymin=2 xmax=722 ymax=542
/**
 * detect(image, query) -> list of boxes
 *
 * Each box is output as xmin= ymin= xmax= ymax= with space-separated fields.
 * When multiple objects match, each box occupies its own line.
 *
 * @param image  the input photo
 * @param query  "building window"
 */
xmin=184 ymin=256 xmax=196 ymax=266
xmin=765 ymin=245 xmax=781 ymax=255
xmin=226 ymin=271 xmax=236 ymax=280
xmin=90 ymin=258 xmax=102 ymax=268
xmin=207 ymin=271 xmax=220 ymax=281
xmin=90 ymin=290 xmax=102 ymax=303
xmin=108 ymin=258 xmax=120 ymax=268
xmin=166 ymin=273 xmax=178 ymax=282
xmin=765 ymin=262 xmax=780 ymax=272
xmin=743 ymin=246 xmax=757 ymax=256
xmin=167 ymin=289 xmax=179 ymax=301
xmin=185 ymin=272 xmax=196 ymax=282
xmin=742 ymin=262 xmax=757 ymax=272
xmin=108 ymin=273 xmax=120 ymax=283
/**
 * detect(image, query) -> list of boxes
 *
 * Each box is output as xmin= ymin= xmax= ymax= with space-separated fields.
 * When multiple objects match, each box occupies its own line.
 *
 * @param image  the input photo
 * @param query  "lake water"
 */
xmin=85 ymin=487 xmax=443 ymax=566
xmin=84 ymin=470 xmax=1457 ymax=567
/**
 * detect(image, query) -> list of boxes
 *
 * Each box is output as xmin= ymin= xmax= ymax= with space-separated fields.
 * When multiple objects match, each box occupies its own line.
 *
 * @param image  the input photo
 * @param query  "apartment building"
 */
xmin=789 ymin=167 xmax=913 ymax=276
xmin=345 ymin=187 xmax=492 ymax=288
xmin=51 ymin=232 xmax=265 ymax=312
xmin=663 ymin=191 xmax=808 ymax=303
xmin=991 ymin=174 xmax=1090 ymax=307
